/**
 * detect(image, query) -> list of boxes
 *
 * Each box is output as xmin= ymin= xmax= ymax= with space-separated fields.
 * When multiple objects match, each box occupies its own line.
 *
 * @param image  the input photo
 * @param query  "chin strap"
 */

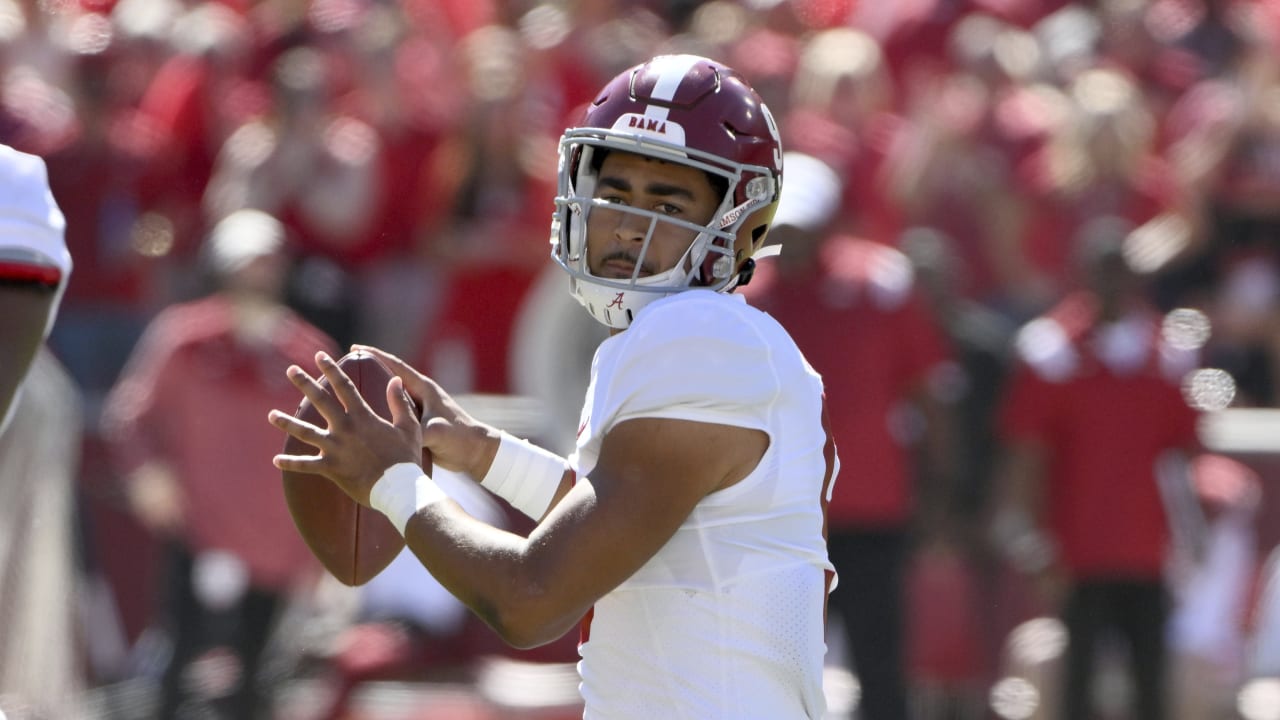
xmin=734 ymin=243 xmax=783 ymax=288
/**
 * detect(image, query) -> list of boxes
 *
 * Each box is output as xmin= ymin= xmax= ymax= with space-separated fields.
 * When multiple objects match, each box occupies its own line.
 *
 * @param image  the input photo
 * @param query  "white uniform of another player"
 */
xmin=572 ymin=290 xmax=838 ymax=719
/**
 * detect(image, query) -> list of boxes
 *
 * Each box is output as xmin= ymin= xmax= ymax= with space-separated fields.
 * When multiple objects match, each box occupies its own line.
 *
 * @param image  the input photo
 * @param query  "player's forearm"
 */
xmin=401 ymin=497 xmax=591 ymax=649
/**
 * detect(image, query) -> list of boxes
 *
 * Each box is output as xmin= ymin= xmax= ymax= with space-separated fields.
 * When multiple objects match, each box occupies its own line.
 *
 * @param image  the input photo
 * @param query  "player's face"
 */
xmin=586 ymin=151 xmax=721 ymax=280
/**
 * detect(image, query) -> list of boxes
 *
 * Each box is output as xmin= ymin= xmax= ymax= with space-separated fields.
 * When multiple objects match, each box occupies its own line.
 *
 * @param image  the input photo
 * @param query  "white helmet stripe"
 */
xmin=643 ymin=55 xmax=701 ymax=122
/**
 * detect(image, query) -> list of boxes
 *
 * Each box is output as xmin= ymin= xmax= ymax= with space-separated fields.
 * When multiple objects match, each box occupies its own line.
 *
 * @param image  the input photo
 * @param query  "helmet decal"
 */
xmin=611 ymin=113 xmax=687 ymax=146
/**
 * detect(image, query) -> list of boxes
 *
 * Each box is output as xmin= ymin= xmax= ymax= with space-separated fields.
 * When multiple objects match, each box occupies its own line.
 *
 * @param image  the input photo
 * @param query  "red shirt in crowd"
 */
xmin=1015 ymin=152 xmax=1180 ymax=294
xmin=102 ymin=295 xmax=337 ymax=590
xmin=744 ymin=237 xmax=952 ymax=528
xmin=998 ymin=293 xmax=1201 ymax=578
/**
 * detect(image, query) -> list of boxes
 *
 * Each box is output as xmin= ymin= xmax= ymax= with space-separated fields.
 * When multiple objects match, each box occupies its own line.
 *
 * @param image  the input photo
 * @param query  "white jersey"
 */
xmin=570 ymin=290 xmax=837 ymax=719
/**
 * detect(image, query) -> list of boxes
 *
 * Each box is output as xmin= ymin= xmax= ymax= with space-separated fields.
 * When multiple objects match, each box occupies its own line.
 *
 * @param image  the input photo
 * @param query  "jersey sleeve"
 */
xmin=593 ymin=296 xmax=780 ymax=434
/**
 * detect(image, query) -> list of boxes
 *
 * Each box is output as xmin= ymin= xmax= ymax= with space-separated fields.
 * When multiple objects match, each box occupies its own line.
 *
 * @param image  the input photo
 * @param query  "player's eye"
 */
xmin=655 ymin=202 xmax=683 ymax=216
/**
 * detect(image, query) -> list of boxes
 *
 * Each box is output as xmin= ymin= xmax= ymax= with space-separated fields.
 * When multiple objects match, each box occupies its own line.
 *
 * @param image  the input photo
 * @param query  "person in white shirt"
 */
xmin=270 ymin=54 xmax=837 ymax=718
xmin=0 ymin=143 xmax=83 ymax=719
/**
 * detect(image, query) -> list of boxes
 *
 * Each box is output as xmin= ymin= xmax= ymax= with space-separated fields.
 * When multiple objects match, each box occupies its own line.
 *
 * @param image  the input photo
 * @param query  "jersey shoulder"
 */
xmin=625 ymin=290 xmax=803 ymax=369
xmin=595 ymin=291 xmax=794 ymax=418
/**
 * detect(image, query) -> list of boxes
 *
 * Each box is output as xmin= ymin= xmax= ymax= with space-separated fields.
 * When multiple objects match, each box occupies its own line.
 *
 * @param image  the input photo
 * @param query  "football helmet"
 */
xmin=550 ymin=54 xmax=783 ymax=328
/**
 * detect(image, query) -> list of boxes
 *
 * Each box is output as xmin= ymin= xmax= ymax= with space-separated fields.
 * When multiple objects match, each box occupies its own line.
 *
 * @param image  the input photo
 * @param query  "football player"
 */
xmin=272 ymin=55 xmax=837 ymax=718
xmin=0 ymin=143 xmax=71 ymax=433
xmin=0 ymin=144 xmax=81 ymax=718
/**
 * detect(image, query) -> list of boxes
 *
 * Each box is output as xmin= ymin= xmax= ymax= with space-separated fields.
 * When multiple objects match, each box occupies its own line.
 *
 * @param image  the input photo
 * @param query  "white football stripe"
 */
xmin=644 ymin=55 xmax=700 ymax=122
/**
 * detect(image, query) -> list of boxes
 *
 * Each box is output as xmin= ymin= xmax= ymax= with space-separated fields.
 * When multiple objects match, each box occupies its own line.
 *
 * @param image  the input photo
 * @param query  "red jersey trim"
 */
xmin=0 ymin=260 xmax=61 ymax=286
xmin=579 ymin=606 xmax=595 ymax=646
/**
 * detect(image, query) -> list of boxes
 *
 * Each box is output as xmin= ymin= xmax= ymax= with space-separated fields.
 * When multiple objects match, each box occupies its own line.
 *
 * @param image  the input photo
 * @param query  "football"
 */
xmin=281 ymin=349 xmax=426 ymax=586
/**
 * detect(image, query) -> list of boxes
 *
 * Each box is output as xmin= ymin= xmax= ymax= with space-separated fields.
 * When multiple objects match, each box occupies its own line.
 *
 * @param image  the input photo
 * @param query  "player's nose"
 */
xmin=612 ymin=208 xmax=651 ymax=244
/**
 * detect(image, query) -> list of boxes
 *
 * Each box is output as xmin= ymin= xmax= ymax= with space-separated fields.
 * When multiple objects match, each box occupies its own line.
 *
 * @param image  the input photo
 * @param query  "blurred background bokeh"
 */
xmin=3 ymin=0 xmax=1280 ymax=718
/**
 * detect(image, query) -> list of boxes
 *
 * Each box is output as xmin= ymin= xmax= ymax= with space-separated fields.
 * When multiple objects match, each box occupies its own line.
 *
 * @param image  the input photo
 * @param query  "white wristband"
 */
xmin=369 ymin=462 xmax=447 ymax=535
xmin=481 ymin=432 xmax=569 ymax=520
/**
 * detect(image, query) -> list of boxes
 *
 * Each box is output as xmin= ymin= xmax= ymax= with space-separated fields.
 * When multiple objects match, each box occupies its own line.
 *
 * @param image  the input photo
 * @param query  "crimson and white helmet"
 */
xmin=550 ymin=54 xmax=784 ymax=328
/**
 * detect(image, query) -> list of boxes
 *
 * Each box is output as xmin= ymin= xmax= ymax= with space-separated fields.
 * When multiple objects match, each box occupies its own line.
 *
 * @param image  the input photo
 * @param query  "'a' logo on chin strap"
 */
xmin=606 ymin=292 xmax=625 ymax=309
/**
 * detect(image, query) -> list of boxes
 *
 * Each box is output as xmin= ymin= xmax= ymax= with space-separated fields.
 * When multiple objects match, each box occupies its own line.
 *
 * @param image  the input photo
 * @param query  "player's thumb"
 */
xmin=386 ymin=376 xmax=420 ymax=432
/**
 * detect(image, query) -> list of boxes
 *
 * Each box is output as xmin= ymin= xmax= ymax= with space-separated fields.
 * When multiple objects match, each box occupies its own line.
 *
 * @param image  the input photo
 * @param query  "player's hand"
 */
xmin=270 ymin=351 xmax=422 ymax=506
xmin=350 ymin=344 xmax=500 ymax=481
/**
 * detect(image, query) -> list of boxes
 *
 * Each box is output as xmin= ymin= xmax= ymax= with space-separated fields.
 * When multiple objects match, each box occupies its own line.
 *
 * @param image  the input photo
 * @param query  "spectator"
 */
xmin=203 ymin=44 xmax=385 ymax=347
xmin=40 ymin=45 xmax=163 ymax=413
xmin=411 ymin=24 xmax=561 ymax=395
xmin=885 ymin=18 xmax=1041 ymax=316
xmin=133 ymin=1 xmax=266 ymax=262
xmin=902 ymin=226 xmax=1018 ymax=545
xmin=991 ymin=218 xmax=1202 ymax=720
xmin=101 ymin=209 xmax=335 ymax=719
xmin=903 ymin=226 xmax=1019 ymax=692
xmin=1013 ymin=68 xmax=1185 ymax=310
xmin=783 ymin=27 xmax=902 ymax=241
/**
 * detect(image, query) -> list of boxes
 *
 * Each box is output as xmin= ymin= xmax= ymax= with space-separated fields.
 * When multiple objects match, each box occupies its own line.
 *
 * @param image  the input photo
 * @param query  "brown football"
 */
xmin=281 ymin=350 xmax=427 ymax=586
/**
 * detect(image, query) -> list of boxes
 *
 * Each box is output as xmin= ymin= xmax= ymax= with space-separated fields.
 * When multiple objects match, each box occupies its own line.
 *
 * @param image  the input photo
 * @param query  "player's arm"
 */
xmin=270 ymin=352 xmax=765 ymax=648
xmin=0 ymin=280 xmax=58 ymax=425
xmin=408 ymin=413 xmax=762 ymax=647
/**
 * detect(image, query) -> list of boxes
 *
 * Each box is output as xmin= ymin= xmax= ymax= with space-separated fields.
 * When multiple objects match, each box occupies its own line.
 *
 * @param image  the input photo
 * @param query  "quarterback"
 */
xmin=271 ymin=54 xmax=838 ymax=718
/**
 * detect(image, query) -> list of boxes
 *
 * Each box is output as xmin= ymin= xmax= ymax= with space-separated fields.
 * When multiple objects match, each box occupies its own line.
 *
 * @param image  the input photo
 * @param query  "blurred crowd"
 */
xmin=4 ymin=0 xmax=1280 ymax=718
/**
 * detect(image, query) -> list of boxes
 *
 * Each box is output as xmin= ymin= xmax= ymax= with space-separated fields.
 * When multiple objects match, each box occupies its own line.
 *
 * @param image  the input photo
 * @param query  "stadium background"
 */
xmin=3 ymin=0 xmax=1280 ymax=718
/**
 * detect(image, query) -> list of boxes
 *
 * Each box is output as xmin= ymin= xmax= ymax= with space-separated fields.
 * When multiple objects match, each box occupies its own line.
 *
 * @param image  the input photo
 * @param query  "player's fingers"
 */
xmin=353 ymin=344 xmax=438 ymax=400
xmin=315 ymin=351 xmax=373 ymax=417
xmin=284 ymin=364 xmax=348 ymax=422
xmin=268 ymin=409 xmax=329 ymax=450
xmin=273 ymin=453 xmax=330 ymax=474
xmin=352 ymin=345 xmax=421 ymax=382
xmin=385 ymin=376 xmax=419 ymax=431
